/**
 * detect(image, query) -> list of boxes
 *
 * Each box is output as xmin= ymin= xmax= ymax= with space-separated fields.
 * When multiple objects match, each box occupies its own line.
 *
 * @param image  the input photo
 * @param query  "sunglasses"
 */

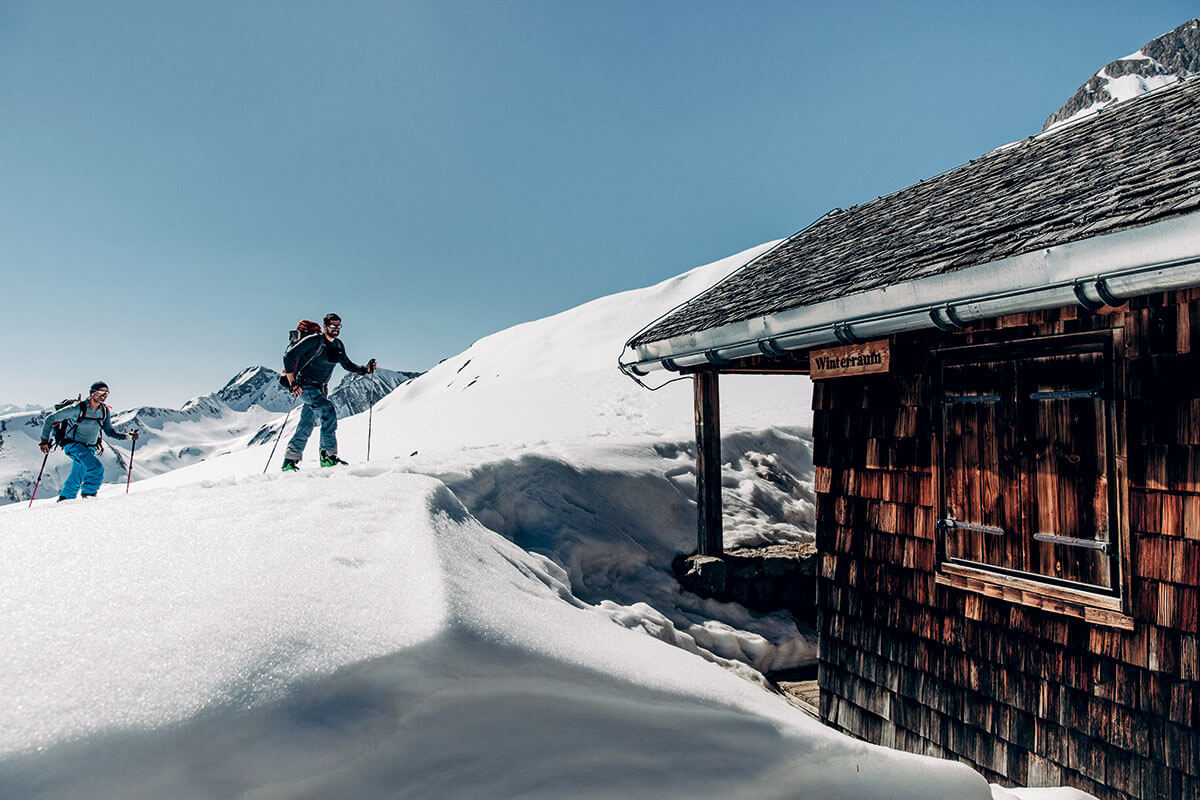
xmin=325 ymin=323 xmax=342 ymax=329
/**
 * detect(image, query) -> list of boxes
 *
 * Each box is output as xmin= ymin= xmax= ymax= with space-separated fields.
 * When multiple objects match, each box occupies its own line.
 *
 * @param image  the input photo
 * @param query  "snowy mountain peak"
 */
xmin=185 ymin=365 xmax=294 ymax=414
xmin=1043 ymin=18 xmax=1200 ymax=131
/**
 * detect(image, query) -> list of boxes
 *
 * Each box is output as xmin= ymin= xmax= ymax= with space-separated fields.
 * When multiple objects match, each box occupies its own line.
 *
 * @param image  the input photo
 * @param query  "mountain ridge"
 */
xmin=1043 ymin=18 xmax=1200 ymax=130
xmin=0 ymin=365 xmax=418 ymax=504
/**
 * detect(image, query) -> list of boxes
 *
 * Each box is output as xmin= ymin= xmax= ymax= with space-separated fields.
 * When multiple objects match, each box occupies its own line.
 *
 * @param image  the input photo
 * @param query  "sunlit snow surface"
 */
xmin=4 ymin=469 xmax=993 ymax=800
xmin=1 ymin=244 xmax=1084 ymax=798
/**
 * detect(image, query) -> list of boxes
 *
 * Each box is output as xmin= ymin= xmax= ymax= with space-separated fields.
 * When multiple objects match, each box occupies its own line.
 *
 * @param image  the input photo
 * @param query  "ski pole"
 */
xmin=125 ymin=433 xmax=137 ymax=494
xmin=28 ymin=451 xmax=50 ymax=508
xmin=367 ymin=370 xmax=375 ymax=462
xmin=264 ymin=392 xmax=299 ymax=474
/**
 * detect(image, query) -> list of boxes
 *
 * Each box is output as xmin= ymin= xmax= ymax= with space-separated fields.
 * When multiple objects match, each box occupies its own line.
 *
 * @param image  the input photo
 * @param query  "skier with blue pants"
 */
xmin=39 ymin=381 xmax=138 ymax=501
xmin=280 ymin=313 xmax=375 ymax=471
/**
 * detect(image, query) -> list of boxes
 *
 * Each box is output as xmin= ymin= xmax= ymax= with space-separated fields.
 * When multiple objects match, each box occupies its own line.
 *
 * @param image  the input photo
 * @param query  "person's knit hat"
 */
xmin=89 ymin=381 xmax=108 ymax=393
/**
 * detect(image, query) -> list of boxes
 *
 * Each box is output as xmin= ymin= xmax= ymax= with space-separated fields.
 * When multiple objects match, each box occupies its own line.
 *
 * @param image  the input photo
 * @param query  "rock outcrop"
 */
xmin=1043 ymin=19 xmax=1200 ymax=131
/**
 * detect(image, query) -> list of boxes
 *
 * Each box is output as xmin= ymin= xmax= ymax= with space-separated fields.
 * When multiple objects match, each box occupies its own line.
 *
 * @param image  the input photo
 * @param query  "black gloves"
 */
xmin=365 ymin=359 xmax=377 ymax=374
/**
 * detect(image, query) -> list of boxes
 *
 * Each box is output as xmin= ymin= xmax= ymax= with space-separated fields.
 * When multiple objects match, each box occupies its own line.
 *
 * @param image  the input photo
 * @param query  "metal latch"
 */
xmin=939 ymin=519 xmax=1005 ymax=536
xmin=944 ymin=393 xmax=1002 ymax=404
xmin=1028 ymin=389 xmax=1103 ymax=401
xmin=1033 ymin=532 xmax=1112 ymax=555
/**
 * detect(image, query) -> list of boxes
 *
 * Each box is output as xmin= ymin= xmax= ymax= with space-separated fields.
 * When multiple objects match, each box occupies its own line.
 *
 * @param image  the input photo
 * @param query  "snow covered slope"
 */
xmin=1 ymin=241 xmax=1086 ymax=797
xmin=115 ymin=243 xmax=820 ymax=682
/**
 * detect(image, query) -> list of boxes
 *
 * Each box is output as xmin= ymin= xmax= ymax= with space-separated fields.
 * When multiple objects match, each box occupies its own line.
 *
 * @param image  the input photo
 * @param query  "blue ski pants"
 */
xmin=284 ymin=387 xmax=338 ymax=461
xmin=61 ymin=442 xmax=104 ymax=498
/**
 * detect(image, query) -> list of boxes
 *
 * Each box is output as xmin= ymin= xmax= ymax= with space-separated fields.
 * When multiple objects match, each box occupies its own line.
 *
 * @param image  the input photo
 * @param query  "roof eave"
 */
xmin=620 ymin=210 xmax=1200 ymax=377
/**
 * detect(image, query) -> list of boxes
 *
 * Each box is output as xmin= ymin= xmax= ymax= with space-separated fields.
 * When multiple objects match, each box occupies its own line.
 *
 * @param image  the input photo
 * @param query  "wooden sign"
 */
xmin=810 ymin=340 xmax=891 ymax=379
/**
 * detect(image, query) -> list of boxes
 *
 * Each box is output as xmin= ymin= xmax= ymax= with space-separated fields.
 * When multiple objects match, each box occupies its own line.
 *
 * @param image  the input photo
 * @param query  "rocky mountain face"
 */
xmin=328 ymin=368 xmax=418 ymax=416
xmin=1 ymin=365 xmax=419 ymax=504
xmin=1043 ymin=18 xmax=1200 ymax=130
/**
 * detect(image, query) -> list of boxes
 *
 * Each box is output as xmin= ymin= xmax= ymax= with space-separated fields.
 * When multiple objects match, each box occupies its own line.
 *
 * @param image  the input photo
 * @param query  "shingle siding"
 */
xmin=816 ymin=292 xmax=1200 ymax=800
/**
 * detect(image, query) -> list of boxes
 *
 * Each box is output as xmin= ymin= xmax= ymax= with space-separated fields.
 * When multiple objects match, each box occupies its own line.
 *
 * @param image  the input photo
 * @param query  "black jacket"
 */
xmin=284 ymin=334 xmax=367 ymax=388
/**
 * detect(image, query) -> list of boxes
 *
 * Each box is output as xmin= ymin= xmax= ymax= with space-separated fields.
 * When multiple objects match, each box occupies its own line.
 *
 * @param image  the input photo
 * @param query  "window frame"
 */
xmin=932 ymin=329 xmax=1133 ymax=626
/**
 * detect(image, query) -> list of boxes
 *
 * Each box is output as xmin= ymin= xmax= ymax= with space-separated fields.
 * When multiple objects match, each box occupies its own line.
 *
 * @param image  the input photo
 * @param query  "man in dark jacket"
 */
xmin=281 ymin=313 xmax=375 ymax=471
xmin=39 ymin=381 xmax=138 ymax=500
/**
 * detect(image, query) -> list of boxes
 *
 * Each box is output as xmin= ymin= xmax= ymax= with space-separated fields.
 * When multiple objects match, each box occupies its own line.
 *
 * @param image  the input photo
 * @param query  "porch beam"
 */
xmin=694 ymin=369 xmax=723 ymax=555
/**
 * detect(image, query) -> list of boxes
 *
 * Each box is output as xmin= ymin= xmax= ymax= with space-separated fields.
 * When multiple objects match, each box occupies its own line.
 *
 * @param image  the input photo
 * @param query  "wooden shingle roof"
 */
xmin=630 ymin=78 xmax=1200 ymax=348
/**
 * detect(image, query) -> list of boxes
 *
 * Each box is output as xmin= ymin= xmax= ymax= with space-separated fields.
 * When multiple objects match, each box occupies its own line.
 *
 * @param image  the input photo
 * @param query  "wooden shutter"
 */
xmin=938 ymin=334 xmax=1118 ymax=595
xmin=941 ymin=358 xmax=1018 ymax=572
xmin=1019 ymin=348 xmax=1115 ymax=591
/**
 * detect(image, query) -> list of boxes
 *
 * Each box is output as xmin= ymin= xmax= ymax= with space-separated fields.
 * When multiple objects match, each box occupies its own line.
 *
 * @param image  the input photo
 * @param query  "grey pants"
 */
xmin=284 ymin=386 xmax=338 ymax=461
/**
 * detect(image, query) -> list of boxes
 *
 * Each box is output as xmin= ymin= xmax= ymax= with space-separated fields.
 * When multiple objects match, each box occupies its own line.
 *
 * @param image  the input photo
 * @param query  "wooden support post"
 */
xmin=694 ymin=369 xmax=723 ymax=555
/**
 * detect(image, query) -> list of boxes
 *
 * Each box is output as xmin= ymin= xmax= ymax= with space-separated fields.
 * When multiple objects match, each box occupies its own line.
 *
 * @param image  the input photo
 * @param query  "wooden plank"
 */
xmin=1111 ymin=328 xmax=1135 ymax=617
xmin=1179 ymin=302 xmax=1192 ymax=354
xmin=775 ymin=678 xmax=820 ymax=716
xmin=935 ymin=563 xmax=1133 ymax=629
xmin=693 ymin=370 xmax=722 ymax=555
xmin=1162 ymin=493 xmax=1184 ymax=537
xmin=1179 ymin=587 xmax=1200 ymax=634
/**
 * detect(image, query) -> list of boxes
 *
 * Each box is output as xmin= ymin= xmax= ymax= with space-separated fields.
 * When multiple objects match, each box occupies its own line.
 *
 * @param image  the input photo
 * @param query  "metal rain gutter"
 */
xmin=619 ymin=211 xmax=1200 ymax=380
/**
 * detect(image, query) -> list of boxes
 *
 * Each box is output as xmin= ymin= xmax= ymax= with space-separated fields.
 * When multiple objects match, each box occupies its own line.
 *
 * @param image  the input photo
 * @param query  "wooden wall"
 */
xmin=812 ymin=289 xmax=1200 ymax=799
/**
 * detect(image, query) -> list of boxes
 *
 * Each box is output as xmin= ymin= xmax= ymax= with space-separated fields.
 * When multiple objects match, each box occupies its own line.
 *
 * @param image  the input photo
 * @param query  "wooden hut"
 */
xmin=621 ymin=78 xmax=1200 ymax=800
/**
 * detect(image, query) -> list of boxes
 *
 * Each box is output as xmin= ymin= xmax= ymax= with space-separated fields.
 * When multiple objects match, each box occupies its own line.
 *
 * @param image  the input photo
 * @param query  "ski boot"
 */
xmin=281 ymin=459 xmax=300 ymax=472
xmin=320 ymin=450 xmax=348 ymax=467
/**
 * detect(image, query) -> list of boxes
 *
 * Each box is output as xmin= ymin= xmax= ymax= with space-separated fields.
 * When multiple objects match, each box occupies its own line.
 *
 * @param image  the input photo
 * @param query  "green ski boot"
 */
xmin=281 ymin=459 xmax=300 ymax=472
xmin=320 ymin=450 xmax=348 ymax=467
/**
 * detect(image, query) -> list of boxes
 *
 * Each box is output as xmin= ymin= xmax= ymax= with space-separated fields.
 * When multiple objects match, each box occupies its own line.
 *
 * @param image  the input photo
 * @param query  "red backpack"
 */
xmin=290 ymin=319 xmax=321 ymax=345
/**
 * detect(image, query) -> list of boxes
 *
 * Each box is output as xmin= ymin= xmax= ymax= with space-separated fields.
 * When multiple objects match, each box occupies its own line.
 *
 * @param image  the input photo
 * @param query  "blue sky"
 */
xmin=2 ymin=1 xmax=1194 ymax=407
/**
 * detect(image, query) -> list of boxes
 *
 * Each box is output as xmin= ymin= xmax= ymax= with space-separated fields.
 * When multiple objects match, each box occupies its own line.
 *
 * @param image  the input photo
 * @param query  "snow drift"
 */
xmin=1 ymin=468 xmax=991 ymax=800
